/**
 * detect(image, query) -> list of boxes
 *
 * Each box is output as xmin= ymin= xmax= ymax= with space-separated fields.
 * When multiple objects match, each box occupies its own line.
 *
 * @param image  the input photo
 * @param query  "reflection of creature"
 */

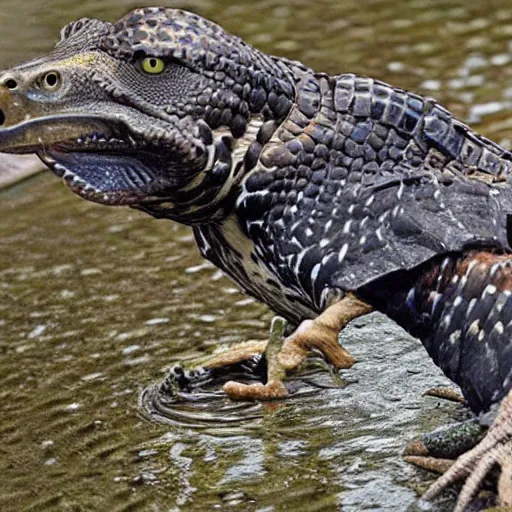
xmin=0 ymin=7 xmax=511 ymax=506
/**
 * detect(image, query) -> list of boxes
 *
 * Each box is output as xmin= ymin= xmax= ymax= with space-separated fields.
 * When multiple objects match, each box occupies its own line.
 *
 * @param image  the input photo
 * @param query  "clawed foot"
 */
xmin=164 ymin=317 xmax=292 ymax=400
xmin=220 ymin=294 xmax=371 ymax=400
xmin=278 ymin=294 xmax=372 ymax=373
xmin=164 ymin=294 xmax=372 ymax=402
xmin=278 ymin=318 xmax=355 ymax=372
xmin=418 ymin=391 xmax=512 ymax=511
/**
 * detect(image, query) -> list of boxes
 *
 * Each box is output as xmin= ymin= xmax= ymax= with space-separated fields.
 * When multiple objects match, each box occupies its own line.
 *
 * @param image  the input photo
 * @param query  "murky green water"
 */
xmin=1 ymin=0 xmax=512 ymax=510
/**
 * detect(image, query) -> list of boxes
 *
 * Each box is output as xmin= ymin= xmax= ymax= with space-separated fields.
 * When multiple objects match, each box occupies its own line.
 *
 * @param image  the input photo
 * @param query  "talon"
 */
xmin=424 ymin=387 xmax=465 ymax=404
xmin=223 ymin=379 xmax=288 ymax=401
xmin=403 ymin=455 xmax=454 ymax=474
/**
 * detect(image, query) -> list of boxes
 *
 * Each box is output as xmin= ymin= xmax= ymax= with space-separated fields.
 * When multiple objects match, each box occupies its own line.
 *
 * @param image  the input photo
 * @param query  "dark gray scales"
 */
xmin=7 ymin=6 xmax=512 ymax=324
xmin=237 ymin=72 xmax=512 ymax=311
xmin=3 ymin=6 xmax=512 ymax=399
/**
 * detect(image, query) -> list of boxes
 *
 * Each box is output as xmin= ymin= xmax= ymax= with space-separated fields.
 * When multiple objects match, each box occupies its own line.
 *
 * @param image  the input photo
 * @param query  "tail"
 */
xmin=359 ymin=250 xmax=512 ymax=414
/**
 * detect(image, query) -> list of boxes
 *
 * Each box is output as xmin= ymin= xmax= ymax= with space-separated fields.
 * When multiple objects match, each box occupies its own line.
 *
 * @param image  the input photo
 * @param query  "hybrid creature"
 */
xmin=0 ymin=7 xmax=511 ymax=507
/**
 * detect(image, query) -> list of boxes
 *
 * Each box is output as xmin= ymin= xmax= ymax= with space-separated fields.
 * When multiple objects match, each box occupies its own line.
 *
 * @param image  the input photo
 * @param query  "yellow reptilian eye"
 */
xmin=142 ymin=57 xmax=165 ymax=74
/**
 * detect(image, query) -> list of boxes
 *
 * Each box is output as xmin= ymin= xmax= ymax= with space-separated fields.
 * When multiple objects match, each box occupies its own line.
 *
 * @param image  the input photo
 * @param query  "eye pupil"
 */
xmin=142 ymin=57 xmax=164 ymax=74
xmin=45 ymin=72 xmax=59 ymax=88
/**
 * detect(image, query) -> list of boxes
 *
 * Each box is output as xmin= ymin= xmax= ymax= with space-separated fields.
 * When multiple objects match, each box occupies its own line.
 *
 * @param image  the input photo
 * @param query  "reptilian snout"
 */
xmin=0 ymin=68 xmax=55 ymax=141
xmin=0 ymin=72 xmax=70 ymax=153
xmin=0 ymin=7 xmax=296 ymax=217
xmin=0 ymin=69 xmax=116 ymax=157
xmin=0 ymin=56 xmax=117 ymax=154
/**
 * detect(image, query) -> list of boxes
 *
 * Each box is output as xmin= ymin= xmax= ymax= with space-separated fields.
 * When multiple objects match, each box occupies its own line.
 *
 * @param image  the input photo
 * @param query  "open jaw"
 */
xmin=40 ymin=147 xmax=158 ymax=206
xmin=0 ymin=113 xmax=164 ymax=206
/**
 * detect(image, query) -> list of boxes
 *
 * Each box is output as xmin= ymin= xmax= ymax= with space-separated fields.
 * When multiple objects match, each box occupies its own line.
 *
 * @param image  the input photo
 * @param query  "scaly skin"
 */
xmin=0 ymin=8 xmax=512 ymax=504
xmin=0 ymin=8 xmax=511 ymax=326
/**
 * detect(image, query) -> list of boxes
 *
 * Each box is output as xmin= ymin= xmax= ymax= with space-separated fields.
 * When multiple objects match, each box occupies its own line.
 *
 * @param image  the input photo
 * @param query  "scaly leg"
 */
xmin=421 ymin=389 xmax=512 ymax=510
xmin=278 ymin=294 xmax=374 ymax=372
xmin=223 ymin=293 xmax=373 ymax=400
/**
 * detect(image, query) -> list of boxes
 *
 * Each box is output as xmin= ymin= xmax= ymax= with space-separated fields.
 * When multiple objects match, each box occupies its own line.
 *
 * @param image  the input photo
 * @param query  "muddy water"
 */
xmin=1 ymin=0 xmax=512 ymax=510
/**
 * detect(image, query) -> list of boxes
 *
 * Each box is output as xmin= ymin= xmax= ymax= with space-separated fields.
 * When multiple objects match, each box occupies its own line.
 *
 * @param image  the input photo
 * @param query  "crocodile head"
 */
xmin=0 ymin=8 xmax=295 ymax=223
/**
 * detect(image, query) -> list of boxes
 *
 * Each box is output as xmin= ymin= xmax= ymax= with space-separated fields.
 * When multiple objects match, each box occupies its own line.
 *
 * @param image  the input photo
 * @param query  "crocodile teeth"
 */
xmin=74 ymin=134 xmax=132 ymax=150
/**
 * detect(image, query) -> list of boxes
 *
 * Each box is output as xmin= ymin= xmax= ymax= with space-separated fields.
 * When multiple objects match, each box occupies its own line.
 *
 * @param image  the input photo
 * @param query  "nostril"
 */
xmin=4 ymin=79 xmax=17 ymax=90
xmin=0 ymin=109 xmax=5 ymax=126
